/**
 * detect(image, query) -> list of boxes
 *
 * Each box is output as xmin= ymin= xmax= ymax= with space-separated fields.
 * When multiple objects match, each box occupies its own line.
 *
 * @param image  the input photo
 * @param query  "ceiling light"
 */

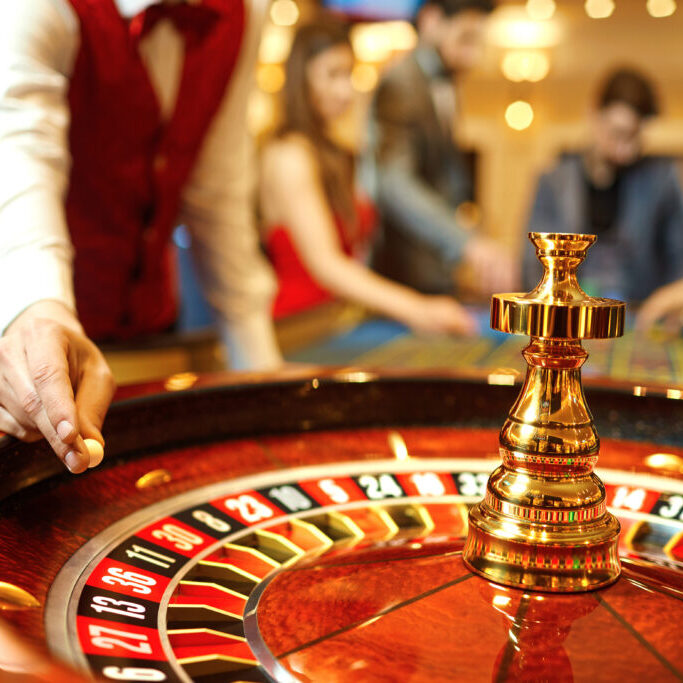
xmin=647 ymin=0 xmax=676 ymax=17
xmin=584 ymin=0 xmax=615 ymax=19
xmin=489 ymin=6 xmax=561 ymax=48
xmin=270 ymin=0 xmax=299 ymax=27
xmin=505 ymin=100 xmax=534 ymax=131
xmin=526 ymin=0 xmax=556 ymax=21
xmin=501 ymin=50 xmax=550 ymax=82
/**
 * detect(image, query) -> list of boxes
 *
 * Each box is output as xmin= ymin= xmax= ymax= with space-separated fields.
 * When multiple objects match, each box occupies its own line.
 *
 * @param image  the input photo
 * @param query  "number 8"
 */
xmin=192 ymin=509 xmax=232 ymax=533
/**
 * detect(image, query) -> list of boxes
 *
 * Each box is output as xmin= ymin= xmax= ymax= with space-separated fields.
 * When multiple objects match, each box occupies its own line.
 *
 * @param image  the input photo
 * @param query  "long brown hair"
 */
xmin=279 ymin=19 xmax=357 ymax=233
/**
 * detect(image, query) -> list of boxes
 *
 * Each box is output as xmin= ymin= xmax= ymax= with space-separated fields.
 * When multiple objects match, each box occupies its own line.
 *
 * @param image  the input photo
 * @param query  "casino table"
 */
xmin=0 ymin=367 xmax=682 ymax=682
xmin=285 ymin=309 xmax=683 ymax=387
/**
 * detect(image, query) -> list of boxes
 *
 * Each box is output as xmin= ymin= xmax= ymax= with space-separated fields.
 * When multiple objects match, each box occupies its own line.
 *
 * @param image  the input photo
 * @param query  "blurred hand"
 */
xmin=402 ymin=295 xmax=479 ymax=336
xmin=635 ymin=279 xmax=683 ymax=336
xmin=0 ymin=301 xmax=116 ymax=473
xmin=462 ymin=236 xmax=519 ymax=295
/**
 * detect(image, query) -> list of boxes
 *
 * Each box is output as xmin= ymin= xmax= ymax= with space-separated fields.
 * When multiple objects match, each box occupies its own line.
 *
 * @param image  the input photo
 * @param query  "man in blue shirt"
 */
xmin=524 ymin=68 xmax=683 ymax=304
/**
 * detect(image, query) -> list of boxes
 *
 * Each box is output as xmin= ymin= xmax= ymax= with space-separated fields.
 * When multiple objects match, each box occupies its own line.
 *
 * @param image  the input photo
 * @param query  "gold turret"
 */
xmin=463 ymin=232 xmax=625 ymax=592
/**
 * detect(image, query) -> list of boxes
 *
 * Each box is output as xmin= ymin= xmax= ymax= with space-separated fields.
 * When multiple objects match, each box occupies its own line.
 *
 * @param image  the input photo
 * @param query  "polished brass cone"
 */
xmin=463 ymin=232 xmax=625 ymax=592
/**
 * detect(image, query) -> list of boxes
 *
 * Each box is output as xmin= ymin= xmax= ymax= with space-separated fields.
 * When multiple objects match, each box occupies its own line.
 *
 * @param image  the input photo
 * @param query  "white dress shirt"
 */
xmin=0 ymin=0 xmax=282 ymax=370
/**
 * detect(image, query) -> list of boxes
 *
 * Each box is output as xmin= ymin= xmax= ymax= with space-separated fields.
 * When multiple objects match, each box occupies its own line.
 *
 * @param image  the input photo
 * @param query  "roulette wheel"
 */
xmin=1 ymin=234 xmax=682 ymax=682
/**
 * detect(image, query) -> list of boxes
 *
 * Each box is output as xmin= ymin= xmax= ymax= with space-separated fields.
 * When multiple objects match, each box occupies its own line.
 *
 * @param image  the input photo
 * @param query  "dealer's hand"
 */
xmin=0 ymin=301 xmax=115 ymax=473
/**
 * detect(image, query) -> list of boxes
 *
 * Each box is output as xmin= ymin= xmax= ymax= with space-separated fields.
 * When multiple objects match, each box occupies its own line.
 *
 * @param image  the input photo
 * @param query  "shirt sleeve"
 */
xmin=179 ymin=0 xmax=281 ymax=371
xmin=0 ymin=0 xmax=79 ymax=334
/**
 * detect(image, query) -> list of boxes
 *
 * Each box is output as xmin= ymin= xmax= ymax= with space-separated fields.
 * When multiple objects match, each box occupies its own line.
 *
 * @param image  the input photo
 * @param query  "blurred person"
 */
xmin=524 ymin=68 xmax=683 ymax=304
xmin=260 ymin=20 xmax=477 ymax=336
xmin=0 ymin=0 xmax=281 ymax=473
xmin=636 ymin=278 xmax=683 ymax=335
xmin=368 ymin=0 xmax=517 ymax=296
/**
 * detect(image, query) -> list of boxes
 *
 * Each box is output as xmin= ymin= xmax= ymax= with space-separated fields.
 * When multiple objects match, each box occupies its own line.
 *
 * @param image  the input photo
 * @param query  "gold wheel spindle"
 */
xmin=463 ymin=232 xmax=625 ymax=592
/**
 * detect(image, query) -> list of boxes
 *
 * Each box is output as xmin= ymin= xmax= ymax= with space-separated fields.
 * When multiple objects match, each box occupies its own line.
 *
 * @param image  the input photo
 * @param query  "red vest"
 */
xmin=66 ymin=0 xmax=244 ymax=340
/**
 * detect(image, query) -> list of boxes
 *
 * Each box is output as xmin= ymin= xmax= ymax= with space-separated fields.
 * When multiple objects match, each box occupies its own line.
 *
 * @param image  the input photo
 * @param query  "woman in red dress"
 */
xmin=260 ymin=19 xmax=476 ymax=335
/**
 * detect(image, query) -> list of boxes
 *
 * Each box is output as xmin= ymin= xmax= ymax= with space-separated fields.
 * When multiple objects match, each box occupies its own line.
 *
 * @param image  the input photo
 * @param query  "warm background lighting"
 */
xmin=505 ymin=100 xmax=534 ymax=130
xmin=244 ymin=0 xmax=683 ymax=262
xmin=647 ymin=0 xmax=677 ymax=17
xmin=584 ymin=0 xmax=615 ymax=19
xmin=526 ymin=0 xmax=556 ymax=21
xmin=269 ymin=0 xmax=300 ymax=27
xmin=351 ymin=63 xmax=379 ymax=92
xmin=383 ymin=21 xmax=419 ymax=52
xmin=501 ymin=50 xmax=550 ymax=82
xmin=256 ymin=64 xmax=286 ymax=93
xmin=350 ymin=23 xmax=392 ymax=62
xmin=258 ymin=25 xmax=294 ymax=64
xmin=246 ymin=91 xmax=276 ymax=136
xmin=489 ymin=6 xmax=561 ymax=48
xmin=350 ymin=22 xmax=416 ymax=63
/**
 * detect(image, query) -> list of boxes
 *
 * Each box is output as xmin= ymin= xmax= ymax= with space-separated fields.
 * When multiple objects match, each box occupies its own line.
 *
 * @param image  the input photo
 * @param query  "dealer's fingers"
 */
xmin=0 ymin=406 xmax=42 ymax=442
xmin=75 ymin=357 xmax=115 ymax=468
xmin=0 ymin=370 xmax=47 ymax=440
xmin=18 ymin=330 xmax=89 ymax=472
xmin=0 ymin=348 xmax=88 ymax=470
xmin=0 ymin=349 xmax=43 ymax=442
xmin=24 ymin=325 xmax=78 ymax=434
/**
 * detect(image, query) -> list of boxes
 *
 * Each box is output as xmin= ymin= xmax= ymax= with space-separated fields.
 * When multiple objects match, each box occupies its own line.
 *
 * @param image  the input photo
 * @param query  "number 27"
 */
xmin=88 ymin=624 xmax=152 ymax=654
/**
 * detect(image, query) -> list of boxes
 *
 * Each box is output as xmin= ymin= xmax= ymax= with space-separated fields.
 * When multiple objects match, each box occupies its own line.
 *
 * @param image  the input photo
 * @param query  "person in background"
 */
xmin=636 ymin=278 xmax=683 ymax=335
xmin=0 ymin=0 xmax=281 ymax=473
xmin=524 ymin=68 xmax=683 ymax=305
xmin=368 ymin=0 xmax=516 ymax=296
xmin=260 ymin=20 xmax=477 ymax=336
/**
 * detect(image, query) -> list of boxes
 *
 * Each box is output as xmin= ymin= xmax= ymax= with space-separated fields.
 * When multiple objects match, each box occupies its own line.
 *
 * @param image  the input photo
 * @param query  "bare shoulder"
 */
xmin=261 ymin=133 xmax=320 ymax=185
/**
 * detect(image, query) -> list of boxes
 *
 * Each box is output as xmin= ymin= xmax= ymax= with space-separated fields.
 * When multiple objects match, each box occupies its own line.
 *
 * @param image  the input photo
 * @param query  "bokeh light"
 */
xmin=247 ymin=91 xmax=277 ymax=136
xmin=526 ymin=0 xmax=556 ymax=21
xmin=584 ymin=0 xmax=615 ymax=19
xmin=489 ymin=7 xmax=561 ymax=48
xmin=256 ymin=64 xmax=286 ymax=93
xmin=501 ymin=51 xmax=550 ymax=82
xmin=383 ymin=21 xmax=418 ymax=51
xmin=270 ymin=0 xmax=299 ymax=27
xmin=350 ymin=24 xmax=392 ymax=62
xmin=259 ymin=25 xmax=294 ymax=64
xmin=647 ymin=0 xmax=677 ymax=17
xmin=505 ymin=100 xmax=534 ymax=130
xmin=350 ymin=22 xmax=416 ymax=62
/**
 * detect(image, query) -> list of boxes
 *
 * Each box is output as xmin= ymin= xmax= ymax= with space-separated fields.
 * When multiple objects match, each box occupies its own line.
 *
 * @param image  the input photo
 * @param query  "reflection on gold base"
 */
xmin=464 ymin=500 xmax=621 ymax=592
xmin=463 ymin=233 xmax=625 ymax=593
